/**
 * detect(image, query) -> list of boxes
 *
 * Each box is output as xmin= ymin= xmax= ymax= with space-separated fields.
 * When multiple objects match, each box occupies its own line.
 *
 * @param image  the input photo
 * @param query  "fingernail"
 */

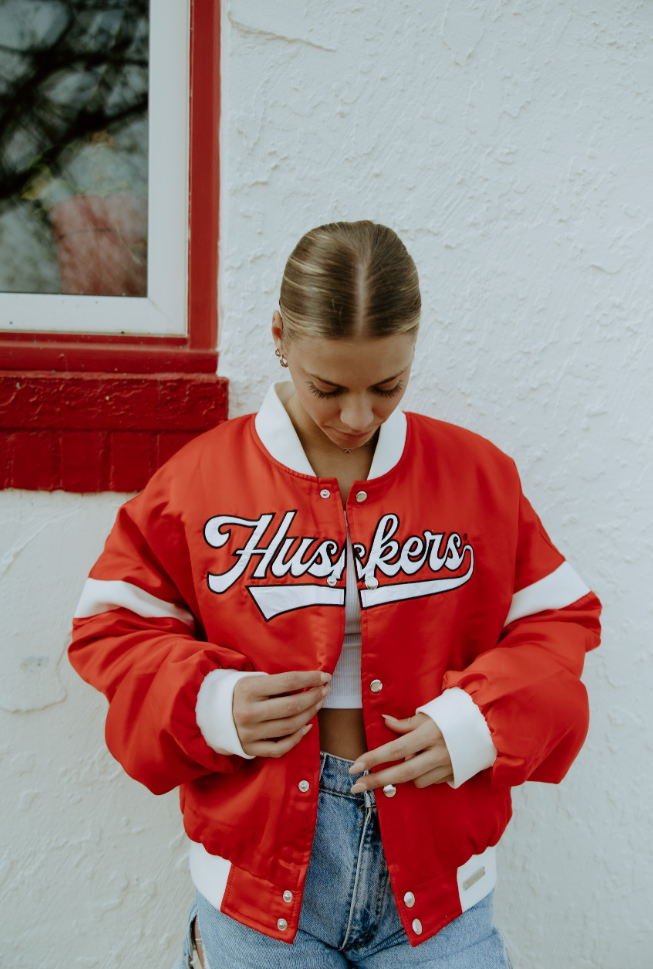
xmin=350 ymin=783 xmax=365 ymax=794
xmin=320 ymin=672 xmax=331 ymax=684
xmin=321 ymin=686 xmax=330 ymax=696
xmin=348 ymin=761 xmax=365 ymax=774
xmin=382 ymin=714 xmax=397 ymax=720
xmin=303 ymin=724 xmax=313 ymax=734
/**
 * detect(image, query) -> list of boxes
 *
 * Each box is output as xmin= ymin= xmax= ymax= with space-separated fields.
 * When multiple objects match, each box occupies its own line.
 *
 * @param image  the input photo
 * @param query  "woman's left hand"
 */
xmin=349 ymin=713 xmax=453 ymax=792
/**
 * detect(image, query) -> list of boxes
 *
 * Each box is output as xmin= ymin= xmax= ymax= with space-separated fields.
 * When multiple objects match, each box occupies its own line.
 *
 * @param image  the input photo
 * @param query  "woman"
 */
xmin=69 ymin=221 xmax=601 ymax=968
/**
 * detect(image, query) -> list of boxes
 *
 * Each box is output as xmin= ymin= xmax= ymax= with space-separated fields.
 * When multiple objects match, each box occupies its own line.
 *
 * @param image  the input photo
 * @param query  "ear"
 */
xmin=271 ymin=310 xmax=284 ymax=352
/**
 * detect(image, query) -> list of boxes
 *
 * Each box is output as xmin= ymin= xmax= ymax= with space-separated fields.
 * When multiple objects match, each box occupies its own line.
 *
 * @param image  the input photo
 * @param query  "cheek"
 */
xmin=300 ymin=394 xmax=339 ymax=427
xmin=379 ymin=399 xmax=397 ymax=416
xmin=372 ymin=398 xmax=402 ymax=421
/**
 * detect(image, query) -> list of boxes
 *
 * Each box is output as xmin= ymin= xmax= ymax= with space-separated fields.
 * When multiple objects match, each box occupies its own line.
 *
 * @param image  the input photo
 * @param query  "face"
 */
xmin=272 ymin=311 xmax=415 ymax=450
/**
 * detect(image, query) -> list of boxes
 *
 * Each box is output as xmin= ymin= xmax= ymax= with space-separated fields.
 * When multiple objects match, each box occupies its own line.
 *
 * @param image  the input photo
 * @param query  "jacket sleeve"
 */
xmin=424 ymin=489 xmax=601 ymax=788
xmin=69 ymin=485 xmax=256 ymax=795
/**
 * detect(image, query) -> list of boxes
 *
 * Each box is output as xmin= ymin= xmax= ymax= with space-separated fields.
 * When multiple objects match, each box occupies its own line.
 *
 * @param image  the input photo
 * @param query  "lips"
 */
xmin=329 ymin=428 xmax=377 ymax=444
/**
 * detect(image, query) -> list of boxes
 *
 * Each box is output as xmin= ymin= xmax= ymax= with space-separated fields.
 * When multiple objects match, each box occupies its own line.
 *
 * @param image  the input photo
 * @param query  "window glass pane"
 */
xmin=0 ymin=0 xmax=149 ymax=297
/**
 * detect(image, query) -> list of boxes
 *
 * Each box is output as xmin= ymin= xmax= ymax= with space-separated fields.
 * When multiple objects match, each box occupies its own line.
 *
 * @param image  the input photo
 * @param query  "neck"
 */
xmin=284 ymin=395 xmax=377 ymax=502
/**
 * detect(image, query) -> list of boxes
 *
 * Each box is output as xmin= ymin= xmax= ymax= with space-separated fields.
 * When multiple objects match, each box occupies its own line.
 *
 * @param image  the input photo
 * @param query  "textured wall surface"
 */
xmin=0 ymin=491 xmax=192 ymax=968
xmin=1 ymin=1 xmax=652 ymax=967
xmin=220 ymin=2 xmax=653 ymax=967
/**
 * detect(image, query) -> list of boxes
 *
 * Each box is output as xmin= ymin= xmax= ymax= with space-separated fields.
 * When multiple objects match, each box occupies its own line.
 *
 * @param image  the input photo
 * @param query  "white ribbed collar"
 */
xmin=254 ymin=381 xmax=407 ymax=480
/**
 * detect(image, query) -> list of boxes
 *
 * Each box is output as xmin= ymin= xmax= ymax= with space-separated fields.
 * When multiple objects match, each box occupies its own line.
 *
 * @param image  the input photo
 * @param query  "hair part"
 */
xmin=279 ymin=221 xmax=421 ymax=344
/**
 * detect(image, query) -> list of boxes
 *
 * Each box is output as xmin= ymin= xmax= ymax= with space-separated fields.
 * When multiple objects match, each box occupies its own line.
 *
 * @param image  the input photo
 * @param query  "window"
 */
xmin=0 ymin=0 xmax=226 ymax=491
xmin=0 ymin=0 xmax=188 ymax=334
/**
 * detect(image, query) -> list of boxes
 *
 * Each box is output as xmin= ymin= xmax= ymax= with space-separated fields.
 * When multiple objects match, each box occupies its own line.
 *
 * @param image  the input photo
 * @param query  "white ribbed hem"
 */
xmin=189 ymin=841 xmax=232 ymax=910
xmin=417 ymin=687 xmax=497 ymax=788
xmin=189 ymin=829 xmax=497 ymax=917
xmin=505 ymin=561 xmax=590 ymax=626
xmin=196 ymin=669 xmax=268 ymax=759
xmin=457 ymin=845 xmax=497 ymax=912
xmin=323 ymin=694 xmax=362 ymax=709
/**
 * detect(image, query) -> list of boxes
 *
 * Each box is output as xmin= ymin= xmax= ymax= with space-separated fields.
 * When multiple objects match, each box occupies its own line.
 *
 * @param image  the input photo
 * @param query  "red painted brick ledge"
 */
xmin=0 ymin=372 xmax=228 ymax=492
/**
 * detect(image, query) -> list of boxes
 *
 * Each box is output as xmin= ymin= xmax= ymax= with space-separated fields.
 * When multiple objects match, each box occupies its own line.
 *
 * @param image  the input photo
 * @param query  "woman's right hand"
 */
xmin=233 ymin=670 xmax=331 ymax=758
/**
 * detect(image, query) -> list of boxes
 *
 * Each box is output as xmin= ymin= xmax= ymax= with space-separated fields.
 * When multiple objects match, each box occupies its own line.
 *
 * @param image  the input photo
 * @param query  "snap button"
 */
xmin=412 ymin=918 xmax=422 ymax=935
xmin=383 ymin=784 xmax=397 ymax=797
xmin=370 ymin=679 xmax=383 ymax=693
xmin=283 ymin=890 xmax=293 ymax=904
xmin=319 ymin=489 xmax=330 ymax=499
xmin=404 ymin=891 xmax=415 ymax=908
xmin=365 ymin=576 xmax=379 ymax=590
xmin=277 ymin=918 xmax=288 ymax=931
xmin=355 ymin=491 xmax=367 ymax=502
xmin=298 ymin=780 xmax=310 ymax=792
xmin=327 ymin=575 xmax=337 ymax=586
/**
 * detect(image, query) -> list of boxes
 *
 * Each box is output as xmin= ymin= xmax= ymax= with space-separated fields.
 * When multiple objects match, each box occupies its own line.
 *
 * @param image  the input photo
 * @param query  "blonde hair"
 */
xmin=279 ymin=221 xmax=421 ymax=343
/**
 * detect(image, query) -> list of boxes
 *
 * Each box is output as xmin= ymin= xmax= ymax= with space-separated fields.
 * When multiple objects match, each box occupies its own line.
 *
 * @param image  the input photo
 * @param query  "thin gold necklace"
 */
xmin=288 ymin=394 xmax=376 ymax=455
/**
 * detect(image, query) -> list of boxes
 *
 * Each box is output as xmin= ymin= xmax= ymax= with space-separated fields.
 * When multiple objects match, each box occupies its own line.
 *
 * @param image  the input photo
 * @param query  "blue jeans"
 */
xmin=174 ymin=753 xmax=512 ymax=968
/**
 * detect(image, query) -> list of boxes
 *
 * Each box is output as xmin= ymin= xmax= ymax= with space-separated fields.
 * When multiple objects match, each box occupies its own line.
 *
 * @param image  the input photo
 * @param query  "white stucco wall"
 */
xmin=2 ymin=2 xmax=652 ymax=966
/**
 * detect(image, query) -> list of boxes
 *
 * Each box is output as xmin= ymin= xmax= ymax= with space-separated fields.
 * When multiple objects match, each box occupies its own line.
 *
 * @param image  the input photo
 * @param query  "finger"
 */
xmin=382 ymin=713 xmax=431 ymax=735
xmin=243 ymin=701 xmax=327 ymax=742
xmin=414 ymin=767 xmax=454 ymax=788
xmin=235 ymin=684 xmax=328 ymax=730
xmin=246 ymin=670 xmax=331 ymax=699
xmin=243 ymin=723 xmax=311 ymax=759
xmin=350 ymin=750 xmax=443 ymax=793
xmin=348 ymin=724 xmax=435 ymax=774
xmin=256 ymin=684 xmax=330 ymax=724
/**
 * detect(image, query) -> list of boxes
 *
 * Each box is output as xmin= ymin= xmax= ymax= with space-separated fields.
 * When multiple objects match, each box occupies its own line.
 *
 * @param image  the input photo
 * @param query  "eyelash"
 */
xmin=376 ymin=384 xmax=403 ymax=398
xmin=308 ymin=382 xmax=403 ymax=400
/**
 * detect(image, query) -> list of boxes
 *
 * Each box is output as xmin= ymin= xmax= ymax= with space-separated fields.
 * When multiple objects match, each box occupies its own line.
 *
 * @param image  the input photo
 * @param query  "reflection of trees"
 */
xmin=0 ymin=0 xmax=148 ymax=208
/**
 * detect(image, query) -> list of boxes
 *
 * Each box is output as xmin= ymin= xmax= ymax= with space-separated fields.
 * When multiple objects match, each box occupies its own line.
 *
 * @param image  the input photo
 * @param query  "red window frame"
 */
xmin=0 ymin=0 xmax=228 ymax=492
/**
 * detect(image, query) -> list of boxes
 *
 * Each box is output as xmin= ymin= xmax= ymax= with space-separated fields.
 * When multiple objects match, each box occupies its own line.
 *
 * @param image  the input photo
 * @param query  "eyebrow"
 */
xmin=307 ymin=367 xmax=407 ymax=388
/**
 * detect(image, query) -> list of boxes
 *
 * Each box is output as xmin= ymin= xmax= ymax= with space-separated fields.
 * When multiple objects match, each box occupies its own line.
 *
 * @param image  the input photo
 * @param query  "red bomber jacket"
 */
xmin=69 ymin=381 xmax=601 ymax=947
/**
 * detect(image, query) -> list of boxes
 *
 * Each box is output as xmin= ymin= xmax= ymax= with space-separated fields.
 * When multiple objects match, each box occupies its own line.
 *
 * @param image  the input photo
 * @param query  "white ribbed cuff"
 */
xmin=417 ymin=687 xmax=497 ymax=789
xmin=196 ymin=669 xmax=269 ymax=760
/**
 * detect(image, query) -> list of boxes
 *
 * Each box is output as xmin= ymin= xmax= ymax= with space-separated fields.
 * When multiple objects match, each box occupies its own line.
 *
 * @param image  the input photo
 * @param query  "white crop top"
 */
xmin=323 ymin=522 xmax=362 ymax=708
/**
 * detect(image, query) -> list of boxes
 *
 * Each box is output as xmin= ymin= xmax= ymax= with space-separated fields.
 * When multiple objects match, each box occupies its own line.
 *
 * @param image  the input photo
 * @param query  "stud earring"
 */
xmin=275 ymin=348 xmax=289 ymax=368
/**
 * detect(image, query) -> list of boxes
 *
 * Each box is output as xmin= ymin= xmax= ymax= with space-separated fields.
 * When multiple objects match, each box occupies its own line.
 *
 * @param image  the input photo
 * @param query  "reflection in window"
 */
xmin=0 ymin=0 xmax=148 ymax=297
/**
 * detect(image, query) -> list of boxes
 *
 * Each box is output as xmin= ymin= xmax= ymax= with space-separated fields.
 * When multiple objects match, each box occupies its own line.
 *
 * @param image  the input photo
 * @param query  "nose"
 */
xmin=339 ymin=395 xmax=375 ymax=433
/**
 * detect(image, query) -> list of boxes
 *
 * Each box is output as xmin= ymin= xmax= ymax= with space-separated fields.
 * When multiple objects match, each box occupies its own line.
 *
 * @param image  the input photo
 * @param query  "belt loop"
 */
xmin=363 ymin=771 xmax=375 ymax=808
xmin=319 ymin=750 xmax=327 ymax=783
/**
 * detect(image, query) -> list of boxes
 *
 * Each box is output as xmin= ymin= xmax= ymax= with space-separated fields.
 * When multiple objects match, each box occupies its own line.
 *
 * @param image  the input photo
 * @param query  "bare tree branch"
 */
xmin=0 ymin=0 xmax=149 ymax=205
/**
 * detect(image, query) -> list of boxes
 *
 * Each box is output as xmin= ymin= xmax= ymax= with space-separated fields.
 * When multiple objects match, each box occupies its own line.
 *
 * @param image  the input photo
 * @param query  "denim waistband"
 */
xmin=319 ymin=750 xmax=376 ymax=806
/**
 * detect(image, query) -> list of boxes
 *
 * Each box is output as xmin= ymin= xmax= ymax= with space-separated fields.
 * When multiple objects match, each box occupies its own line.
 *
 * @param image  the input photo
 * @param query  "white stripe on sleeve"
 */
xmin=504 ymin=562 xmax=590 ymax=627
xmin=74 ymin=577 xmax=196 ymax=629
